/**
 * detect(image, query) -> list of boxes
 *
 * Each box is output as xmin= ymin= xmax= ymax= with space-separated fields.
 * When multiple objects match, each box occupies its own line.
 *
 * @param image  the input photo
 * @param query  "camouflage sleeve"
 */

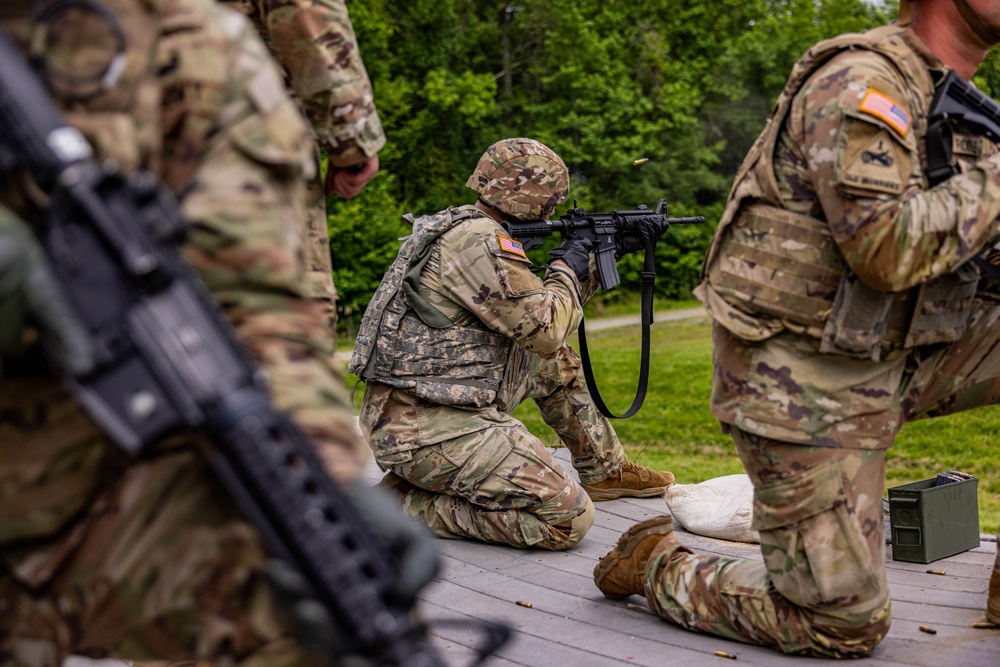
xmin=420 ymin=217 xmax=592 ymax=356
xmin=796 ymin=51 xmax=1000 ymax=292
xmin=161 ymin=2 xmax=368 ymax=482
xmin=242 ymin=0 xmax=386 ymax=167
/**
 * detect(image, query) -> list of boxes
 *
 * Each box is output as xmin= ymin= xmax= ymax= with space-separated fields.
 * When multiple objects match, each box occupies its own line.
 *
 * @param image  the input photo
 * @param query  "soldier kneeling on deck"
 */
xmin=351 ymin=138 xmax=675 ymax=551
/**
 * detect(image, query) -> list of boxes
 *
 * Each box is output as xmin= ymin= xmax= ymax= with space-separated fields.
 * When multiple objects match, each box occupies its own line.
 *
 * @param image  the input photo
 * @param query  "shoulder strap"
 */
xmin=400 ymin=209 xmax=476 ymax=328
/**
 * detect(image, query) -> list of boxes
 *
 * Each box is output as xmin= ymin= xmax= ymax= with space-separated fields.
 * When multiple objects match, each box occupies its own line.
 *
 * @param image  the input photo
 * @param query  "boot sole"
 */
xmin=593 ymin=515 xmax=673 ymax=599
xmin=583 ymin=485 xmax=668 ymax=502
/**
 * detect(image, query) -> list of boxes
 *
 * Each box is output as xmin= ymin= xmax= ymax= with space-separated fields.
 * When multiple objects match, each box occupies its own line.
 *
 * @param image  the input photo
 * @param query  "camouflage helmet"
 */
xmin=465 ymin=138 xmax=569 ymax=221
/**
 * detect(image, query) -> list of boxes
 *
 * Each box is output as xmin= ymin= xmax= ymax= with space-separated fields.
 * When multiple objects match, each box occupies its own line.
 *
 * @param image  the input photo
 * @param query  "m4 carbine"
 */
xmin=0 ymin=27 xmax=442 ymax=667
xmin=507 ymin=200 xmax=704 ymax=419
xmin=506 ymin=199 xmax=704 ymax=290
xmin=926 ymin=70 xmax=1000 ymax=280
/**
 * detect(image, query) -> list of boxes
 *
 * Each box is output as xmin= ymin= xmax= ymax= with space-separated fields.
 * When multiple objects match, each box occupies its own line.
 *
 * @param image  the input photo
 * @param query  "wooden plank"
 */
xmin=419 ymin=579 xmax=718 ymax=667
xmin=361 ymin=447 xmax=998 ymax=666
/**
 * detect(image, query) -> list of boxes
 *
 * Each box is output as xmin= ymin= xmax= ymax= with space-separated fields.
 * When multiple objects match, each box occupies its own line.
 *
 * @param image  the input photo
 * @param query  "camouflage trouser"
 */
xmin=647 ymin=297 xmax=1000 ymax=656
xmin=363 ymin=346 xmax=631 ymax=549
xmin=392 ymin=414 xmax=596 ymax=550
xmin=522 ymin=345 xmax=628 ymax=483
xmin=645 ymin=428 xmax=891 ymax=658
xmin=0 ymin=447 xmax=307 ymax=667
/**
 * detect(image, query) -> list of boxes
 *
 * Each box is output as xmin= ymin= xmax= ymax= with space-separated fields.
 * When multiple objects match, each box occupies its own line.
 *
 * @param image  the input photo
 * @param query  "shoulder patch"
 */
xmin=858 ymin=88 xmax=911 ymax=137
xmin=840 ymin=128 xmax=908 ymax=196
xmin=496 ymin=234 xmax=527 ymax=259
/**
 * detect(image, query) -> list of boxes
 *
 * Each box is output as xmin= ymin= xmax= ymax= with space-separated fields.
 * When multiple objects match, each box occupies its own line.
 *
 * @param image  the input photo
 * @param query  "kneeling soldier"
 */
xmin=351 ymin=138 xmax=674 ymax=551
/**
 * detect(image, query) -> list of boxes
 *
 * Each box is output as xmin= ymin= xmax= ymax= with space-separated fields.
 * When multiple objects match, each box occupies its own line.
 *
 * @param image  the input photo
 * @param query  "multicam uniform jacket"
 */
xmin=220 ymin=0 xmax=386 ymax=167
xmin=695 ymin=23 xmax=1000 ymax=449
xmin=0 ymin=2 xmax=363 ymax=660
xmin=351 ymin=206 xmax=598 ymax=465
xmin=220 ymin=0 xmax=389 ymax=334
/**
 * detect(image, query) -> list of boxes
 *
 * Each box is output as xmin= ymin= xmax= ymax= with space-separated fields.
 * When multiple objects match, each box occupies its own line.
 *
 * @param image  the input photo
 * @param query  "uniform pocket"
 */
xmin=753 ymin=459 xmax=881 ymax=607
xmin=434 ymin=428 xmax=516 ymax=493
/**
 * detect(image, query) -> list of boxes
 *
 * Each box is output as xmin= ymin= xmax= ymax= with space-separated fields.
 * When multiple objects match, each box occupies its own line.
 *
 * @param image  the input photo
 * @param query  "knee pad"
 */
xmin=544 ymin=498 xmax=595 ymax=551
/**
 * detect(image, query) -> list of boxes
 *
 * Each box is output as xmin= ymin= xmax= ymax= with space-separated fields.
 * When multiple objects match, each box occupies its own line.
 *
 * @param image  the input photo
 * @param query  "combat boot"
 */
xmin=582 ymin=461 xmax=674 ymax=501
xmin=594 ymin=515 xmax=676 ymax=599
xmin=987 ymin=565 xmax=1000 ymax=625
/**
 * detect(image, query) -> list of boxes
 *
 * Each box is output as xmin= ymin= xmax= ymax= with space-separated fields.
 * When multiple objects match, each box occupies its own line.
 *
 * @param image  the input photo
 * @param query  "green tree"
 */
xmin=329 ymin=0 xmax=904 ymax=327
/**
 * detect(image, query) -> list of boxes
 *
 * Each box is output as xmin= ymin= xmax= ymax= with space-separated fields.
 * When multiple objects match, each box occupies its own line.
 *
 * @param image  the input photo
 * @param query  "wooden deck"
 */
xmin=362 ymin=450 xmax=1000 ymax=667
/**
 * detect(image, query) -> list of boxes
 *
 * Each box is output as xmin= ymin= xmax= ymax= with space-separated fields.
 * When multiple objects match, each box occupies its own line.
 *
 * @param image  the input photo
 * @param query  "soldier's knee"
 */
xmin=810 ymin=593 xmax=892 ymax=658
xmin=543 ymin=498 xmax=595 ymax=551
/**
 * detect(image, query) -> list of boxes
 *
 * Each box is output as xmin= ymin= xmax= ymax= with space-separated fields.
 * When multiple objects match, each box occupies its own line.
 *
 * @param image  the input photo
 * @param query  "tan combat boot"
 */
xmin=987 ymin=565 xmax=1000 ymax=625
xmin=582 ymin=461 xmax=675 ymax=501
xmin=594 ymin=515 xmax=676 ymax=599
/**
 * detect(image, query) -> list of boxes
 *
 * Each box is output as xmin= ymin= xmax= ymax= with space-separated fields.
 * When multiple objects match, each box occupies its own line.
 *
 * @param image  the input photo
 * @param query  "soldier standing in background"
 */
xmin=351 ymin=138 xmax=675 ymax=551
xmin=221 ymin=0 xmax=387 ymax=340
xmin=596 ymin=0 xmax=1000 ymax=657
xmin=0 ymin=0 xmax=434 ymax=662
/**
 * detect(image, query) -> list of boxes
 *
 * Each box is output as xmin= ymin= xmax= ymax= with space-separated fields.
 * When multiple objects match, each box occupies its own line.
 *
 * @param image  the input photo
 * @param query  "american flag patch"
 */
xmin=859 ymin=89 xmax=911 ymax=136
xmin=497 ymin=234 xmax=527 ymax=258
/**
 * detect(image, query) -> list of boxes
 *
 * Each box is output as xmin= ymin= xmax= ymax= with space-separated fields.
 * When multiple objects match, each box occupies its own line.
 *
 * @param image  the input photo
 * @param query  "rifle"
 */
xmin=0 ymin=27 xmax=481 ymax=667
xmin=507 ymin=201 xmax=704 ymax=418
xmin=506 ymin=200 xmax=704 ymax=290
xmin=926 ymin=69 xmax=1000 ymax=280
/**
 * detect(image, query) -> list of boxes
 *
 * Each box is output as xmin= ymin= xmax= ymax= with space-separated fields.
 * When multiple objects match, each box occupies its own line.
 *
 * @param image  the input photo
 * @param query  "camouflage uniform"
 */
xmin=221 ymin=0 xmax=388 ymax=337
xmin=0 ymin=0 xmax=366 ymax=662
xmin=637 ymin=22 xmax=1000 ymax=657
xmin=352 ymin=204 xmax=615 ymax=550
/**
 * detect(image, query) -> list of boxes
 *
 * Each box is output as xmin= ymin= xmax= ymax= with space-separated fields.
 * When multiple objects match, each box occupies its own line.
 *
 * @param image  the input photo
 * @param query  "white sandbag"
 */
xmin=664 ymin=474 xmax=759 ymax=543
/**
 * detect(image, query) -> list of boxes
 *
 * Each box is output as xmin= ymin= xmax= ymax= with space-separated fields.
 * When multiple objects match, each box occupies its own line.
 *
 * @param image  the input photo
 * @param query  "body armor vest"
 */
xmin=698 ymin=24 xmax=979 ymax=359
xmin=349 ymin=207 xmax=514 ymax=408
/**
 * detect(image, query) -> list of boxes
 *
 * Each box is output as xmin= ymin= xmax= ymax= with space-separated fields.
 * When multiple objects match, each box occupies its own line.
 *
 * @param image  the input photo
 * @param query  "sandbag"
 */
xmin=664 ymin=474 xmax=759 ymax=543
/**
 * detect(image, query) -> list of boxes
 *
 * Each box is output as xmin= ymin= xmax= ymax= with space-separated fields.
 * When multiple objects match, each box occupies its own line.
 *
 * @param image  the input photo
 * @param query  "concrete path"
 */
xmin=579 ymin=306 xmax=707 ymax=332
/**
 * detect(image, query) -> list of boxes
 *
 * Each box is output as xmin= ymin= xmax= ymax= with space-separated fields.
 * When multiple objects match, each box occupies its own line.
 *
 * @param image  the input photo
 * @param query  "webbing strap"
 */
xmin=578 ymin=241 xmax=656 ymax=419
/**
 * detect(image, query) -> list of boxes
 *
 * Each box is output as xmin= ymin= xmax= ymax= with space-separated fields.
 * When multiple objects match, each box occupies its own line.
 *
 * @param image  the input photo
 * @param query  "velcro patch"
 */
xmin=497 ymin=234 xmax=527 ymax=259
xmin=953 ymin=132 xmax=999 ymax=159
xmin=859 ymin=88 xmax=911 ymax=137
xmin=840 ymin=129 xmax=906 ymax=195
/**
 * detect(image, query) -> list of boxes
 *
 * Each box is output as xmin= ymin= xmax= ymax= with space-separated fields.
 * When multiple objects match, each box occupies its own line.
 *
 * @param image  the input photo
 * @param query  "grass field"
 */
xmin=342 ymin=305 xmax=1000 ymax=534
xmin=513 ymin=314 xmax=1000 ymax=535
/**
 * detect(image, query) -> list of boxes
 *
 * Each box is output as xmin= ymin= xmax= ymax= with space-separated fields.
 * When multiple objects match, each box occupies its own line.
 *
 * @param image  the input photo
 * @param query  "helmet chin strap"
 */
xmin=954 ymin=0 xmax=1000 ymax=46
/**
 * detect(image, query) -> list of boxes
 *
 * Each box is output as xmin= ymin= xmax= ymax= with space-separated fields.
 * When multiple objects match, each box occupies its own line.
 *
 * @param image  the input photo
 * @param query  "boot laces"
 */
xmin=621 ymin=460 xmax=650 ymax=481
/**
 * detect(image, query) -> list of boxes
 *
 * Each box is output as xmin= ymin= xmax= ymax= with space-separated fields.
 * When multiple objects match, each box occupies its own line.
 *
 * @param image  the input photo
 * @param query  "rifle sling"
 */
xmin=578 ymin=241 xmax=655 ymax=419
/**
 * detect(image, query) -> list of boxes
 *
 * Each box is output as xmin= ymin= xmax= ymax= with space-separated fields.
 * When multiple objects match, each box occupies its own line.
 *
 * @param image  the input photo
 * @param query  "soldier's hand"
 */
xmin=549 ymin=238 xmax=593 ymax=282
xmin=325 ymin=155 xmax=379 ymax=199
xmin=0 ymin=208 xmax=92 ymax=375
xmin=615 ymin=217 xmax=663 ymax=259
xmin=346 ymin=481 xmax=440 ymax=604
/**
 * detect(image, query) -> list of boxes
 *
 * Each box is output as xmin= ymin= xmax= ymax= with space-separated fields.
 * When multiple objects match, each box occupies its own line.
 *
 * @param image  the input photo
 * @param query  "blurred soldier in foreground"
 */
xmin=0 ymin=0 xmax=433 ymax=662
xmin=350 ymin=138 xmax=675 ymax=551
xmin=596 ymin=0 xmax=1000 ymax=657
xmin=222 ymin=0 xmax=387 ymax=339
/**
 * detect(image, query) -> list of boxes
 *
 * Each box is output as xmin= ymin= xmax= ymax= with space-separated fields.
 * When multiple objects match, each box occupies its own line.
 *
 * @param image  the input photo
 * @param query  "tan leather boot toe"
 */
xmin=594 ymin=515 xmax=674 ymax=599
xmin=582 ymin=461 xmax=675 ymax=501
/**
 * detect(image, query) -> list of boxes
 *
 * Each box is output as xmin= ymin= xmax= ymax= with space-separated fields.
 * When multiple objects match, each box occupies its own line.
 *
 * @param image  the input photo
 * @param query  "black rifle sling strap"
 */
xmin=577 ymin=240 xmax=656 ymax=419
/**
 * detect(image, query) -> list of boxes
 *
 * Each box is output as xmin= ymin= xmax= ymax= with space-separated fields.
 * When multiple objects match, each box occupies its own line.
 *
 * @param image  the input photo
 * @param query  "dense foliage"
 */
xmin=325 ymin=0 xmax=998 ymax=330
